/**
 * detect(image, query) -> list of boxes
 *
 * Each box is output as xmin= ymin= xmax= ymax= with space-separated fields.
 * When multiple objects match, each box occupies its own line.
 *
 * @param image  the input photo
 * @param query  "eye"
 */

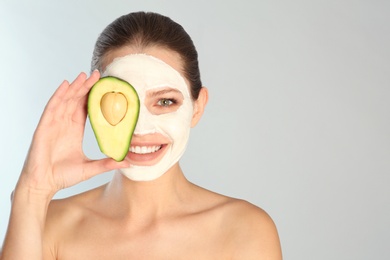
xmin=157 ymin=98 xmax=176 ymax=107
xmin=145 ymin=88 xmax=184 ymax=115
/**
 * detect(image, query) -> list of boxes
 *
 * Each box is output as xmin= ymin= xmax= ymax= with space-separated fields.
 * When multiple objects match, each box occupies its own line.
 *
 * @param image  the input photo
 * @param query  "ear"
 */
xmin=191 ymin=87 xmax=209 ymax=127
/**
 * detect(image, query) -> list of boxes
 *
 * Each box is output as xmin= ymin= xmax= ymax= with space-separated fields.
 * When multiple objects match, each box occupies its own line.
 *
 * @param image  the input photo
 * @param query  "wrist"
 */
xmin=9 ymin=184 xmax=54 ymax=233
xmin=15 ymin=172 xmax=58 ymax=201
xmin=13 ymin=180 xmax=55 ymax=207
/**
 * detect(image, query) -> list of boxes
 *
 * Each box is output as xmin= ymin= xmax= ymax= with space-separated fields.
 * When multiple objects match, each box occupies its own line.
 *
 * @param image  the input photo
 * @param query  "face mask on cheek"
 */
xmin=103 ymin=54 xmax=193 ymax=181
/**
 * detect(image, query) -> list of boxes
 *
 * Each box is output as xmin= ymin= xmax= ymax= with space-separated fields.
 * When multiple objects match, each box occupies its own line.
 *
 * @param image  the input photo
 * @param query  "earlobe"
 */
xmin=191 ymin=87 xmax=209 ymax=127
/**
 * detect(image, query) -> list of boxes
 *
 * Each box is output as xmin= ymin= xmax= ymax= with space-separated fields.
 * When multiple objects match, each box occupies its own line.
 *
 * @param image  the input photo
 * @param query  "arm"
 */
xmin=1 ymin=187 xmax=52 ymax=260
xmin=0 ymin=71 xmax=129 ymax=260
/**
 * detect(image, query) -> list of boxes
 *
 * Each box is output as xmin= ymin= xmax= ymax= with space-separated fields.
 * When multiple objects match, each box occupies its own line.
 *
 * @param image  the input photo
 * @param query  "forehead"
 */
xmin=103 ymin=46 xmax=184 ymax=73
xmin=104 ymin=53 xmax=190 ymax=98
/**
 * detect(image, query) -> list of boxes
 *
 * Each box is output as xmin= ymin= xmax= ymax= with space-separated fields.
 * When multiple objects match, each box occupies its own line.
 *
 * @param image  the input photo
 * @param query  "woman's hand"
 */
xmin=17 ymin=70 xmax=129 ymax=196
xmin=1 ymin=71 xmax=131 ymax=260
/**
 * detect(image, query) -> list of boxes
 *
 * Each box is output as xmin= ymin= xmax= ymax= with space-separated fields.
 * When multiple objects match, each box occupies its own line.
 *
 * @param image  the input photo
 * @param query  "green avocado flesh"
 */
xmin=88 ymin=76 xmax=139 ymax=161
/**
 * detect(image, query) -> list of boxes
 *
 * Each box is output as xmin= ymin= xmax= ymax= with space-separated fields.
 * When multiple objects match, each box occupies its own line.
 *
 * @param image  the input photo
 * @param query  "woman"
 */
xmin=1 ymin=12 xmax=282 ymax=259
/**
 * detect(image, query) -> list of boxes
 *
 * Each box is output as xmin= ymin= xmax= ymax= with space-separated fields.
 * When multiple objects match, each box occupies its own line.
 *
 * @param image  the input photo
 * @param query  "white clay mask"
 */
xmin=103 ymin=54 xmax=193 ymax=181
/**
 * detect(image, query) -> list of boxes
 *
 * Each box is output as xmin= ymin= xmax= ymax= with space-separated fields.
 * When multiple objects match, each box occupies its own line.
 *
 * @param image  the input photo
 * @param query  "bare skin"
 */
xmin=1 ymin=46 xmax=282 ymax=260
xmin=43 ymin=170 xmax=281 ymax=259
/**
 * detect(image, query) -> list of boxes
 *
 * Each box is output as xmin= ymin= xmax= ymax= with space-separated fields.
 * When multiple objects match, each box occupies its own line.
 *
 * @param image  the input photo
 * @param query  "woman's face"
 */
xmin=101 ymin=46 xmax=194 ymax=181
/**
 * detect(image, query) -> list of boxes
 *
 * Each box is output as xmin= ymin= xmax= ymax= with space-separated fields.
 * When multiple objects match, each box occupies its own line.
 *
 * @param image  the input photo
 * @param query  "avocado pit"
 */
xmin=100 ymin=92 xmax=128 ymax=126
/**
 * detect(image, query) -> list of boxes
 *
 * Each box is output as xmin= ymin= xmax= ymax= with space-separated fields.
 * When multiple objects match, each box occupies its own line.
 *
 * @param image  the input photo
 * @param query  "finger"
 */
xmin=71 ymin=94 xmax=88 ymax=126
xmin=84 ymin=70 xmax=101 ymax=94
xmin=82 ymin=158 xmax=131 ymax=180
xmin=39 ymin=80 xmax=70 ymax=125
xmin=65 ymin=70 xmax=100 ymax=117
xmin=64 ymin=72 xmax=88 ymax=100
xmin=69 ymin=70 xmax=100 ymax=124
xmin=45 ymin=80 xmax=69 ymax=110
xmin=63 ymin=71 xmax=95 ymax=116
xmin=74 ymin=70 xmax=100 ymax=99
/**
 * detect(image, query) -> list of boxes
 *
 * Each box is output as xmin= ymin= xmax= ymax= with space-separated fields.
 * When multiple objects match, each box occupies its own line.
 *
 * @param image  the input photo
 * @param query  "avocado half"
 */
xmin=88 ymin=76 xmax=139 ymax=161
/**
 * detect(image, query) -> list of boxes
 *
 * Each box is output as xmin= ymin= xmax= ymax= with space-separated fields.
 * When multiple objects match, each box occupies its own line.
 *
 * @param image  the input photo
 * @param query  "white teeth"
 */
xmin=130 ymin=145 xmax=162 ymax=154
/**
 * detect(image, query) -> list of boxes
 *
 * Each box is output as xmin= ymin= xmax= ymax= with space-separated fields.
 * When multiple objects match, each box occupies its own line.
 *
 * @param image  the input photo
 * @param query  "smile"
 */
xmin=126 ymin=144 xmax=168 ymax=166
xmin=130 ymin=145 xmax=162 ymax=154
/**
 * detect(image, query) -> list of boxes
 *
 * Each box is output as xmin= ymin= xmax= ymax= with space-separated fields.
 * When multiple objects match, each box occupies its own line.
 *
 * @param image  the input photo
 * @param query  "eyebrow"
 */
xmin=147 ymin=88 xmax=182 ymax=97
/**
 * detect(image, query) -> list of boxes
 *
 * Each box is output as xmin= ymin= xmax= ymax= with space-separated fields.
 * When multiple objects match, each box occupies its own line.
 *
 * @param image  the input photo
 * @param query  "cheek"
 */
xmin=155 ymin=102 xmax=193 ymax=141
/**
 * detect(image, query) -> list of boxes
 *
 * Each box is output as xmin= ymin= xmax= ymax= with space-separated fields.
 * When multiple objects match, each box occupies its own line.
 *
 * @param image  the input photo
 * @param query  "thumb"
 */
xmin=83 ymin=158 xmax=130 ymax=180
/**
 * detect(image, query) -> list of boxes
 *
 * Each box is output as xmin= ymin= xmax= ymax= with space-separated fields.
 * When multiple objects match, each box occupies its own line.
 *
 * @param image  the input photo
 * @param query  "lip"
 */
xmin=125 ymin=135 xmax=170 ymax=166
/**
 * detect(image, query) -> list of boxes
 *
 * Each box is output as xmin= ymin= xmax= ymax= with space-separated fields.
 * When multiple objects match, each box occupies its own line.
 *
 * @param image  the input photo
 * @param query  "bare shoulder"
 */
xmin=212 ymin=195 xmax=283 ymax=260
xmin=229 ymin=199 xmax=282 ymax=259
xmin=192 ymin=185 xmax=282 ymax=259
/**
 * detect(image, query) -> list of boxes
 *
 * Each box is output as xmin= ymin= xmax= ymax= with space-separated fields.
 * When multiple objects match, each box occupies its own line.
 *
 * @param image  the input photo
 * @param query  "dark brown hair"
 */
xmin=91 ymin=11 xmax=202 ymax=100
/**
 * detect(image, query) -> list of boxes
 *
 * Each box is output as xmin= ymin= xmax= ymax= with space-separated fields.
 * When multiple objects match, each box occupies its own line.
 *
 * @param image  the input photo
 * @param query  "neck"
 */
xmin=102 ymin=163 xmax=192 ymax=220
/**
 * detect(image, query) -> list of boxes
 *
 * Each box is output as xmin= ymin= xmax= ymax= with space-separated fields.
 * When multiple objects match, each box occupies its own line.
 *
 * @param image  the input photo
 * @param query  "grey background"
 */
xmin=1 ymin=0 xmax=389 ymax=259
